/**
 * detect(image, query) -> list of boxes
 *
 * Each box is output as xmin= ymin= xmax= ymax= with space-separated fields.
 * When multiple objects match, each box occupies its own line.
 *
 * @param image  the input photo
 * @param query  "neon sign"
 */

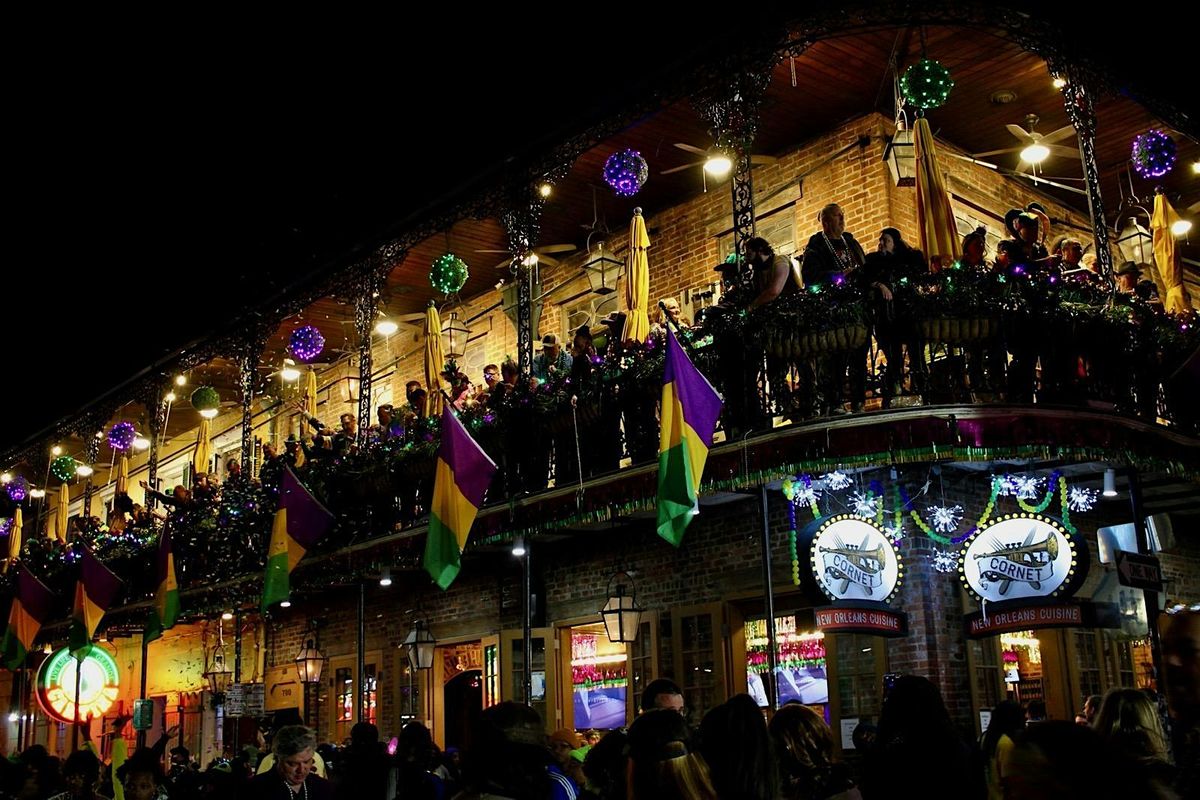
xmin=35 ymin=646 xmax=120 ymax=724
xmin=809 ymin=516 xmax=903 ymax=603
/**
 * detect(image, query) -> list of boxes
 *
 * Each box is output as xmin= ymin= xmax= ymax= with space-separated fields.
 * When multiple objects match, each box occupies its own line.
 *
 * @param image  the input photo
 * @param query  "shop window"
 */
xmin=672 ymin=606 xmax=724 ymax=722
xmin=398 ymin=662 xmax=422 ymax=722
xmin=335 ymin=666 xmax=354 ymax=741
xmin=362 ymin=662 xmax=378 ymax=726
xmin=628 ymin=616 xmax=657 ymax=717
xmin=834 ymin=634 xmax=883 ymax=719
xmin=968 ymin=639 xmax=1003 ymax=712
xmin=568 ymin=623 xmax=628 ymax=730
xmin=745 ymin=615 xmax=827 ymax=710
xmin=1072 ymin=632 xmax=1103 ymax=700
xmin=1001 ymin=631 xmax=1044 ymax=706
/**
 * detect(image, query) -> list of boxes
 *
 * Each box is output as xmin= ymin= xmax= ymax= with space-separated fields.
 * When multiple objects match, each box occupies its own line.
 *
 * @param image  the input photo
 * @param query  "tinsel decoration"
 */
xmin=928 ymin=504 xmax=964 ymax=533
xmin=603 ymin=149 xmax=649 ymax=197
xmin=190 ymin=386 xmax=221 ymax=414
xmin=1131 ymin=130 xmax=1177 ymax=179
xmin=51 ymin=456 xmax=77 ymax=483
xmin=900 ymin=58 xmax=954 ymax=110
xmin=7 ymin=477 xmax=28 ymax=503
xmin=1067 ymin=486 xmax=1098 ymax=513
xmin=824 ymin=470 xmax=852 ymax=491
xmin=852 ymin=491 xmax=878 ymax=518
xmin=107 ymin=421 xmax=137 ymax=452
xmin=931 ymin=549 xmax=959 ymax=574
xmin=289 ymin=325 xmax=326 ymax=361
xmin=429 ymin=253 xmax=470 ymax=295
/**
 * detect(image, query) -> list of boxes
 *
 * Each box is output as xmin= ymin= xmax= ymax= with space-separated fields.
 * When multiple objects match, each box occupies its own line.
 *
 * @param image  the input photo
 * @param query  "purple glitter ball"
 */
xmin=1131 ymin=129 xmax=1177 ymax=179
xmin=107 ymin=421 xmax=137 ymax=452
xmin=289 ymin=325 xmax=326 ymax=361
xmin=7 ymin=477 xmax=28 ymax=503
xmin=603 ymin=149 xmax=649 ymax=197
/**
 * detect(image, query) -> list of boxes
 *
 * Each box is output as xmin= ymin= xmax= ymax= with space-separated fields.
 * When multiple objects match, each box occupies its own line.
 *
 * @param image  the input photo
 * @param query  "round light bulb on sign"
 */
xmin=36 ymin=647 xmax=120 ymax=724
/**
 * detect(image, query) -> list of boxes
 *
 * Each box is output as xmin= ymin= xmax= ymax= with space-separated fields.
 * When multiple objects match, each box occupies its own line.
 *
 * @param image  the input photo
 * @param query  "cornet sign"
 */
xmin=810 ymin=516 xmax=902 ymax=604
xmin=959 ymin=514 xmax=1078 ymax=603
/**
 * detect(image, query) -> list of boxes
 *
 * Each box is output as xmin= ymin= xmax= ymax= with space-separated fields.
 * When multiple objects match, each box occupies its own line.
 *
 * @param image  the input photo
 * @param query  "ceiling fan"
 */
xmin=475 ymin=242 xmax=577 ymax=269
xmin=972 ymin=114 xmax=1079 ymax=168
xmin=661 ymin=142 xmax=777 ymax=177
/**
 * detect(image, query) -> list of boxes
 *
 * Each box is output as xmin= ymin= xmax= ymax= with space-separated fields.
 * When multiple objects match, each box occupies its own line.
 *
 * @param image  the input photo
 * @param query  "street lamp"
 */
xmin=402 ymin=621 xmax=436 ymax=671
xmin=582 ymin=240 xmax=624 ymax=295
xmin=294 ymin=639 xmax=326 ymax=684
xmin=204 ymin=640 xmax=233 ymax=700
xmin=601 ymin=571 xmax=645 ymax=644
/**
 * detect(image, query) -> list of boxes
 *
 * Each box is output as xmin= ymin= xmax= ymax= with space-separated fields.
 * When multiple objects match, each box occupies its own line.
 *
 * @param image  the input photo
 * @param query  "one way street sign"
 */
xmin=1115 ymin=550 xmax=1164 ymax=592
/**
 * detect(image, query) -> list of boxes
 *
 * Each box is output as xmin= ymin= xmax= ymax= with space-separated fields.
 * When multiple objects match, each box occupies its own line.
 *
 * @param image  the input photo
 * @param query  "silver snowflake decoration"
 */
xmin=824 ymin=470 xmax=852 ymax=491
xmin=1067 ymin=485 xmax=1098 ymax=513
xmin=885 ymin=523 xmax=905 ymax=542
xmin=851 ymin=491 xmax=878 ymax=518
xmin=993 ymin=474 xmax=1016 ymax=496
xmin=794 ymin=483 xmax=820 ymax=506
xmin=1012 ymin=475 xmax=1044 ymax=501
xmin=931 ymin=549 xmax=959 ymax=574
xmin=927 ymin=504 xmax=964 ymax=533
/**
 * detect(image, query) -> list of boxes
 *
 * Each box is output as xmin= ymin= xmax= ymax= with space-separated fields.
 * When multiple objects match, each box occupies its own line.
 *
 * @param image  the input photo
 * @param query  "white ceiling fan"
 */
xmin=661 ymin=142 xmax=777 ymax=177
xmin=474 ymin=242 xmax=577 ymax=269
xmin=973 ymin=114 xmax=1080 ymax=169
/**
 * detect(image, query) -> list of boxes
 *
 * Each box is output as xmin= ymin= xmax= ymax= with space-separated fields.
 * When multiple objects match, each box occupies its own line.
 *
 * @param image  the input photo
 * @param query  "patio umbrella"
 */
xmin=4 ymin=508 xmax=21 ymax=571
xmin=193 ymin=418 xmax=212 ymax=477
xmin=115 ymin=454 xmax=129 ymax=496
xmin=424 ymin=302 xmax=446 ymax=417
xmin=624 ymin=208 xmax=651 ymax=343
xmin=55 ymin=485 xmax=69 ymax=542
xmin=294 ymin=368 xmax=320 ymax=468
xmin=914 ymin=117 xmax=962 ymax=270
xmin=1153 ymin=192 xmax=1193 ymax=314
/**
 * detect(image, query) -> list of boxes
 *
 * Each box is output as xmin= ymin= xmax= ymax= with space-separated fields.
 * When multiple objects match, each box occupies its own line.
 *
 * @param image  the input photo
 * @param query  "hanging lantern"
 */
xmin=883 ymin=126 xmax=916 ymax=187
xmin=107 ymin=422 xmax=137 ymax=452
xmin=190 ymin=386 xmax=221 ymax=419
xmin=430 ymin=254 xmax=470 ymax=295
xmin=600 ymin=571 xmax=645 ymax=644
xmin=402 ymin=620 xmax=437 ymax=670
xmin=900 ymin=59 xmax=954 ymax=111
xmin=1115 ymin=214 xmax=1154 ymax=266
xmin=339 ymin=376 xmax=361 ymax=405
xmin=294 ymin=639 xmax=326 ymax=684
xmin=582 ymin=240 xmax=624 ymax=295
xmin=51 ymin=456 xmax=78 ymax=483
xmin=441 ymin=312 xmax=471 ymax=360
xmin=603 ymin=149 xmax=649 ymax=197
xmin=289 ymin=326 xmax=326 ymax=362
xmin=1131 ymin=130 xmax=1177 ymax=179
xmin=204 ymin=645 xmax=233 ymax=696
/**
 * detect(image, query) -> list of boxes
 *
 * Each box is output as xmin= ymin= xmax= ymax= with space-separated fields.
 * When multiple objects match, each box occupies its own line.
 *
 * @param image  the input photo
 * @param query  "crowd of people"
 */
xmin=3 ymin=609 xmax=1196 ymax=799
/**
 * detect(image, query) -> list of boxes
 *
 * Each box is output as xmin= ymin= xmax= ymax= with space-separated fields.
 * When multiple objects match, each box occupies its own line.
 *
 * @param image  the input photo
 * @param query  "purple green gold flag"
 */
xmin=70 ymin=546 xmax=123 ymax=654
xmin=656 ymin=328 xmax=722 ymax=546
xmin=1 ymin=563 xmax=55 ymax=669
xmin=261 ymin=467 xmax=334 ymax=610
xmin=424 ymin=404 xmax=497 ymax=589
xmin=144 ymin=530 xmax=180 ymax=643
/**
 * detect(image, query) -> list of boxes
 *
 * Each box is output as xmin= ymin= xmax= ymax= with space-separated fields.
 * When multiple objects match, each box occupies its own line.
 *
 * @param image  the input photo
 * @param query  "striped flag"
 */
xmin=144 ymin=530 xmax=180 ymax=643
xmin=656 ymin=328 xmax=722 ymax=546
xmin=423 ymin=404 xmax=497 ymax=589
xmin=1 ymin=563 xmax=55 ymax=669
xmin=69 ymin=546 xmax=123 ymax=654
xmin=261 ymin=467 xmax=333 ymax=610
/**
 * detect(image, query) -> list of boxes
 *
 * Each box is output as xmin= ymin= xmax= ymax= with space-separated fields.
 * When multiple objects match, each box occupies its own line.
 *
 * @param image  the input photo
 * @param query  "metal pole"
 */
xmin=356 ymin=583 xmax=365 ymax=723
xmin=522 ymin=542 xmax=533 ymax=706
xmin=72 ymin=653 xmax=82 ymax=751
xmin=137 ymin=633 xmax=149 ymax=749
xmin=1127 ymin=466 xmax=1165 ymax=692
xmin=15 ymin=668 xmax=25 ymax=749
xmin=760 ymin=486 xmax=780 ymax=709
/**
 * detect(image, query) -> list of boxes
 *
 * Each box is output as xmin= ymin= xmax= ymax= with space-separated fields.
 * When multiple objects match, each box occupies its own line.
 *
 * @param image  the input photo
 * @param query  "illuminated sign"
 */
xmin=959 ymin=514 xmax=1078 ymax=603
xmin=35 ymin=646 xmax=120 ymax=724
xmin=809 ymin=516 xmax=902 ymax=603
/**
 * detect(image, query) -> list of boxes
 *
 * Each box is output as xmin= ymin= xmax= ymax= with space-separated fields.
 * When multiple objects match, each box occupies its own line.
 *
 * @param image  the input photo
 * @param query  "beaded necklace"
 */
xmin=822 ymin=231 xmax=855 ymax=271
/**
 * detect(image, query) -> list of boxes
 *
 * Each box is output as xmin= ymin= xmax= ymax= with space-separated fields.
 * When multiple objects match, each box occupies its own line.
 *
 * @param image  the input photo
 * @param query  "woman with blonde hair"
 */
xmin=626 ymin=709 xmax=717 ymax=800
xmin=1092 ymin=688 xmax=1176 ymax=789
xmin=768 ymin=703 xmax=859 ymax=800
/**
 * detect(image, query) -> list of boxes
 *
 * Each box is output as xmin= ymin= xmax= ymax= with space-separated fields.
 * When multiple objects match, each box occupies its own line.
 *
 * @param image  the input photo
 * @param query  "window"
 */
xmin=835 ymin=634 xmax=883 ymax=718
xmin=483 ymin=643 xmax=499 ymax=709
xmin=628 ymin=619 xmax=656 ymax=715
xmin=1073 ymin=632 xmax=1103 ymax=700
xmin=362 ymin=662 xmax=378 ymax=726
xmin=718 ymin=211 xmax=797 ymax=260
xmin=562 ymin=294 xmax=620 ymax=339
xmin=673 ymin=607 xmax=722 ymax=722
xmin=969 ymin=639 xmax=1003 ymax=711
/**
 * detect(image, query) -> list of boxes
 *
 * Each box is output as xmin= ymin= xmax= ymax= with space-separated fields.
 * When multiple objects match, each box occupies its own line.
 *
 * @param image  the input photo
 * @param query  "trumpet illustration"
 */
xmin=820 ymin=535 xmax=885 ymax=595
xmin=975 ymin=527 xmax=1058 ymax=595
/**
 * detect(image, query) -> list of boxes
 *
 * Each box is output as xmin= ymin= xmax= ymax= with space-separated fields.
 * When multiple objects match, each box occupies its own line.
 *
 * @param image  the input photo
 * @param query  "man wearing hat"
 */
xmin=532 ymin=332 xmax=573 ymax=383
xmin=1116 ymin=261 xmax=1160 ymax=303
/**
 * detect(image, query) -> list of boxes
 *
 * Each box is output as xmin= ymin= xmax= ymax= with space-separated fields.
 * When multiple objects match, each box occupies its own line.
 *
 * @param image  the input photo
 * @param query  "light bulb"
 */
xmin=512 ymin=537 xmax=526 ymax=557
xmin=1051 ymin=76 xmax=1066 ymax=89
xmin=221 ymin=610 xmax=234 ymax=621
xmin=199 ymin=408 xmax=219 ymax=419
xmin=0 ymin=473 xmax=9 ymax=484
xmin=538 ymin=182 xmax=553 ymax=198
xmin=280 ymin=359 xmax=302 ymax=382
xmin=280 ymin=600 xmax=292 ymax=609
xmin=75 ymin=464 xmax=94 ymax=478
xmin=51 ymin=445 xmax=63 ymax=456
xmin=704 ymin=155 xmax=733 ymax=177
xmin=175 ymin=375 xmax=187 ymax=386
xmin=1103 ymin=468 xmax=1118 ymax=497
xmin=1020 ymin=143 xmax=1050 ymax=164
xmin=1192 ymin=161 xmax=1200 ymax=175
xmin=1171 ymin=219 xmax=1192 ymax=237
xmin=132 ymin=435 xmax=151 ymax=451
xmin=375 ymin=319 xmax=399 ymax=337
xmin=379 ymin=568 xmax=392 ymax=588
xmin=6 ymin=712 xmax=17 ymax=723
xmin=165 ymin=391 xmax=177 ymax=403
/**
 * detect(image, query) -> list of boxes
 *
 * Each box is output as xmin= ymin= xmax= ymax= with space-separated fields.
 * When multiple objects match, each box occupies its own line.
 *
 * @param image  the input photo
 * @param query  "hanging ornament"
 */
xmin=1067 ymin=485 xmax=1098 ymax=513
xmin=6 ymin=477 xmax=28 ymax=503
xmin=928 ymin=504 xmax=964 ymax=533
xmin=51 ymin=456 xmax=77 ymax=483
xmin=851 ymin=491 xmax=878 ymax=518
xmin=900 ymin=59 xmax=954 ymax=111
xmin=603 ymin=149 xmax=649 ymax=197
xmin=190 ymin=386 xmax=221 ymax=414
xmin=429 ymin=253 xmax=470 ymax=295
xmin=885 ymin=522 xmax=905 ymax=542
xmin=1131 ymin=130 xmax=1177 ymax=179
xmin=823 ymin=470 xmax=852 ymax=491
xmin=1011 ymin=475 xmax=1044 ymax=501
xmin=107 ymin=422 xmax=137 ymax=452
xmin=931 ymin=549 xmax=959 ymax=574
xmin=289 ymin=325 xmax=326 ymax=362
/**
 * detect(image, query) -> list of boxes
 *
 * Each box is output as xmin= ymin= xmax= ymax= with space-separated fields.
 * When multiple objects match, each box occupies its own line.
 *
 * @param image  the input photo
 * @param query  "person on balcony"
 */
xmin=801 ymin=204 xmax=867 ymax=414
xmin=533 ymin=333 xmax=573 ymax=384
xmin=1002 ymin=209 xmax=1061 ymax=403
xmin=745 ymin=236 xmax=808 ymax=418
xmin=863 ymin=227 xmax=926 ymax=407
xmin=961 ymin=228 xmax=1006 ymax=397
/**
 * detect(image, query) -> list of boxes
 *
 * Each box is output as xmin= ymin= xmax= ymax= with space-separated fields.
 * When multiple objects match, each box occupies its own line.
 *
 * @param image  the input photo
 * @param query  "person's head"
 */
xmin=549 ymin=729 xmax=583 ymax=768
xmin=377 ymin=404 xmax=393 ymax=425
xmin=1005 ymin=721 xmax=1131 ymax=799
xmin=626 ymin=709 xmax=717 ymax=800
xmin=1058 ymin=237 xmax=1084 ymax=266
xmin=1016 ymin=212 xmax=1040 ymax=245
xmin=226 ymin=459 xmax=241 ymax=476
xmin=1081 ymin=252 xmax=1099 ymax=273
xmin=62 ymin=750 xmax=101 ymax=796
xmin=1083 ymin=694 xmax=1103 ymax=724
xmin=582 ymin=730 xmax=628 ymax=800
xmin=699 ymin=694 xmax=776 ymax=800
xmin=1116 ymin=261 xmax=1141 ymax=290
xmin=995 ymin=239 xmax=1017 ymax=269
xmin=877 ymin=675 xmax=955 ymax=744
xmin=501 ymin=361 xmax=518 ymax=385
xmin=169 ymin=745 xmax=190 ymax=766
xmin=117 ymin=749 xmax=164 ymax=800
xmin=743 ymin=236 xmax=774 ymax=265
xmin=819 ymin=204 xmax=845 ymax=237
xmin=658 ymin=297 xmax=681 ymax=323
xmin=172 ymin=485 xmax=190 ymax=502
xmin=284 ymin=436 xmax=299 ymax=453
xmin=271 ymin=725 xmax=316 ymax=788
xmin=639 ymin=679 xmax=685 ymax=716
xmin=463 ymin=702 xmax=551 ymax=800
xmin=1026 ymin=699 xmax=1047 ymax=721
xmin=350 ymin=721 xmax=379 ymax=748
xmin=540 ymin=333 xmax=561 ymax=359
xmin=981 ymin=700 xmax=1027 ymax=758
xmin=339 ymin=413 xmax=355 ymax=433
xmin=572 ymin=326 xmax=593 ymax=354
xmin=483 ymin=364 xmax=500 ymax=388
xmin=1093 ymin=688 xmax=1169 ymax=762
xmin=411 ymin=388 xmax=428 ymax=411
xmin=398 ymin=721 xmax=435 ymax=764
xmin=878 ymin=227 xmax=906 ymax=255
xmin=263 ymin=442 xmax=277 ymax=460
xmin=962 ymin=227 xmax=987 ymax=265
xmin=1164 ymin=608 xmax=1200 ymax=722
xmin=769 ymin=703 xmax=834 ymax=778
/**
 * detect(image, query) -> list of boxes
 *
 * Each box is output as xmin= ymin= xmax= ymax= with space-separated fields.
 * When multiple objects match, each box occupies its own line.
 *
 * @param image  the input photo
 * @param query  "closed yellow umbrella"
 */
xmin=624 ymin=208 xmax=651 ymax=342
xmin=193 ymin=418 xmax=212 ymax=476
xmin=424 ymin=302 xmax=446 ymax=417
xmin=1153 ymin=192 xmax=1193 ymax=314
xmin=115 ymin=454 xmax=130 ymax=495
xmin=302 ymin=369 xmax=319 ymax=421
xmin=913 ymin=117 xmax=962 ymax=270
xmin=4 ymin=508 xmax=21 ymax=571
xmin=55 ymin=485 xmax=70 ymax=542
